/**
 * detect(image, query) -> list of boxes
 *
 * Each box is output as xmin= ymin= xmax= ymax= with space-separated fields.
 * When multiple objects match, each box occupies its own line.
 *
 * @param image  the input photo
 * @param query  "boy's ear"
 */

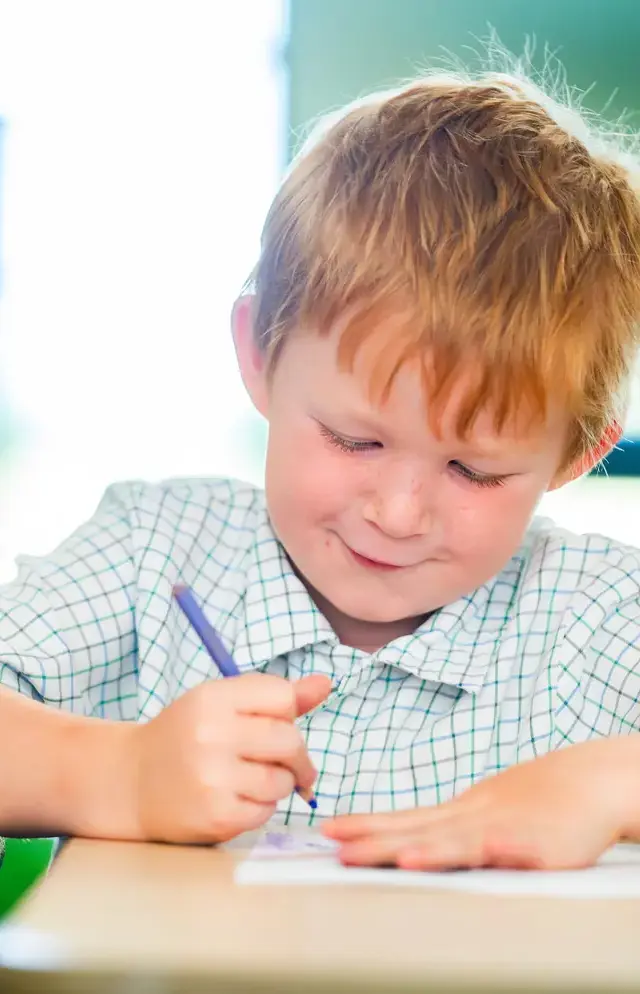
xmin=231 ymin=295 xmax=269 ymax=419
xmin=549 ymin=421 xmax=623 ymax=490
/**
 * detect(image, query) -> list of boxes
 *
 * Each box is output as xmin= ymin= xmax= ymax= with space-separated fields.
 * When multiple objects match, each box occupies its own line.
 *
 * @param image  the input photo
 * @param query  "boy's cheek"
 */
xmin=266 ymin=438 xmax=333 ymax=515
xmin=271 ymin=426 xmax=354 ymax=500
xmin=284 ymin=458 xmax=351 ymax=522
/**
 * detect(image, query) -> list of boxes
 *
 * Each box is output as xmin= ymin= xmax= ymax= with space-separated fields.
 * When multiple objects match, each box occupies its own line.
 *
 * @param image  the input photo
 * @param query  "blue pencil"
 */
xmin=173 ymin=584 xmax=318 ymax=811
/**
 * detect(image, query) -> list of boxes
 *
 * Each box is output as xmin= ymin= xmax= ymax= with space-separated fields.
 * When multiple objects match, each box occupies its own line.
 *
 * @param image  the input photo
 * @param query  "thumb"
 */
xmin=294 ymin=674 xmax=332 ymax=717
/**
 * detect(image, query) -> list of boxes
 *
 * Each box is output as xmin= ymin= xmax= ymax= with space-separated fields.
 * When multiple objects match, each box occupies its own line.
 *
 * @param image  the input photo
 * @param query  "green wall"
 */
xmin=287 ymin=0 xmax=640 ymax=151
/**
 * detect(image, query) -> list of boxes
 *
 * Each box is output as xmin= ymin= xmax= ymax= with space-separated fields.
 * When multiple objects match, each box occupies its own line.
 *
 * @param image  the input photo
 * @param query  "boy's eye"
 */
xmin=318 ymin=423 xmax=381 ymax=454
xmin=450 ymin=461 xmax=506 ymax=489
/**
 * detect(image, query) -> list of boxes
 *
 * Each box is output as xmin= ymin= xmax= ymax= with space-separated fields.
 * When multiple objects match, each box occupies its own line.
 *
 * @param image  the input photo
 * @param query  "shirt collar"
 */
xmin=377 ymin=583 xmax=512 ymax=694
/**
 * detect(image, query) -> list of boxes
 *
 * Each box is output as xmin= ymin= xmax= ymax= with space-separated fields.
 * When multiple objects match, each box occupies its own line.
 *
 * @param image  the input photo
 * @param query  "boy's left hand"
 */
xmin=323 ymin=737 xmax=640 ymax=871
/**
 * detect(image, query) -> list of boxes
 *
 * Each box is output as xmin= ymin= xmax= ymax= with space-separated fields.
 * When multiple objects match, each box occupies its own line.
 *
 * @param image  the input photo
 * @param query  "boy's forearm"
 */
xmin=0 ymin=687 xmax=142 ymax=839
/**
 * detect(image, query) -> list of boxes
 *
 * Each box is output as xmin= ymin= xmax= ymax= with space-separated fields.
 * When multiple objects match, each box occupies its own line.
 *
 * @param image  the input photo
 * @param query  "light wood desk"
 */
xmin=2 ymin=837 xmax=640 ymax=993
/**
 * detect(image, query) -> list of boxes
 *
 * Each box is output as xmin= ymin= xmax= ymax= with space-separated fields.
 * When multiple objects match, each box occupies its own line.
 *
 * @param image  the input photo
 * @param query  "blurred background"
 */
xmin=0 ymin=0 xmax=638 ymax=581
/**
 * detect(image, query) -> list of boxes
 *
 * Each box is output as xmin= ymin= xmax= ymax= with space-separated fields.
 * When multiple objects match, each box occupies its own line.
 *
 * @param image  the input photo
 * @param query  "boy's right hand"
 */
xmin=132 ymin=672 xmax=331 ymax=843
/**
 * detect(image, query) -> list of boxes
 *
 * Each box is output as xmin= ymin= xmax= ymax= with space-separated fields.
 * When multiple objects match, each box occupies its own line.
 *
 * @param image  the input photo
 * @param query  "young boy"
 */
xmin=2 ymin=66 xmax=640 ymax=873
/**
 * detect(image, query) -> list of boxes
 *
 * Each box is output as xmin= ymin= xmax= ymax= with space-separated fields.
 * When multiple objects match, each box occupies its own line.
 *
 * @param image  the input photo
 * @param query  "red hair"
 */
xmin=250 ymin=71 xmax=640 ymax=467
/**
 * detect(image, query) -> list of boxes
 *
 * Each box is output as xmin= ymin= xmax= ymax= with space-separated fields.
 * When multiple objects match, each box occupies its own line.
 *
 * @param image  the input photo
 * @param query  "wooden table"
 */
xmin=2 ymin=837 xmax=640 ymax=993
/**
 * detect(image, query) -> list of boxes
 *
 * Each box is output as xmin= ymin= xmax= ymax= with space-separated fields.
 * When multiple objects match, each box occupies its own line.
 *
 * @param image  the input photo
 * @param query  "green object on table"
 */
xmin=0 ymin=837 xmax=55 ymax=918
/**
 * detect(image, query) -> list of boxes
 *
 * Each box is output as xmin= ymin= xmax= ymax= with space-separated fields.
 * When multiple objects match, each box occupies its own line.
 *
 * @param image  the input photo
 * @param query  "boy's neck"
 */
xmin=304 ymin=582 xmax=429 ymax=654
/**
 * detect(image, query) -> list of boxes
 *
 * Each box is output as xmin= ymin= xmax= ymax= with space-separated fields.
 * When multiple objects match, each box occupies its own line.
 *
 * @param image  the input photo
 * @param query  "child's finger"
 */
xmin=339 ymin=831 xmax=420 ymax=866
xmin=236 ymin=714 xmax=310 ymax=767
xmin=395 ymin=823 xmax=558 ymax=871
xmin=293 ymin=674 xmax=333 ymax=716
xmin=339 ymin=823 xmax=484 ymax=870
xmin=395 ymin=831 xmax=487 ymax=871
xmin=231 ymin=672 xmax=299 ymax=720
xmin=236 ymin=758 xmax=296 ymax=804
xmin=324 ymin=803 xmax=453 ymax=840
xmin=236 ymin=715 xmax=317 ymax=791
xmin=207 ymin=797 xmax=276 ymax=841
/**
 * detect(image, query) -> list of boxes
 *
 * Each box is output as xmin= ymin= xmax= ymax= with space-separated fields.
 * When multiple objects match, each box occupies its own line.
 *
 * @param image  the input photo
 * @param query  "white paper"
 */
xmin=235 ymin=830 xmax=640 ymax=897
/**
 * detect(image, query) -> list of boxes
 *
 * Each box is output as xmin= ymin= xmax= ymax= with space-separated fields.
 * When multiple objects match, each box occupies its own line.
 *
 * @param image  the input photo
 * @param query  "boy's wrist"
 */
xmin=61 ymin=715 xmax=144 ymax=841
xmin=603 ymin=734 xmax=640 ymax=841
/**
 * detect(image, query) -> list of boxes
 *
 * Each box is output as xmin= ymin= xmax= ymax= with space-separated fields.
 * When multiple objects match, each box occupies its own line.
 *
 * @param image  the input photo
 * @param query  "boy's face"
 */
xmin=235 ymin=302 xmax=570 ymax=644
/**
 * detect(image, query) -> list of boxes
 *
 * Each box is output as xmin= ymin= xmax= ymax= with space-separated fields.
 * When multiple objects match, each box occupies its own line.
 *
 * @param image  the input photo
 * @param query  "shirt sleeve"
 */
xmin=592 ymin=593 xmax=640 ymax=734
xmin=555 ymin=558 xmax=640 ymax=740
xmin=0 ymin=483 xmax=138 ymax=718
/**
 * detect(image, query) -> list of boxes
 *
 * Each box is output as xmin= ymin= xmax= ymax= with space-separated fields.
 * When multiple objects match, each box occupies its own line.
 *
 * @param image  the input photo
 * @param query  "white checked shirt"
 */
xmin=1 ymin=477 xmax=639 ymax=824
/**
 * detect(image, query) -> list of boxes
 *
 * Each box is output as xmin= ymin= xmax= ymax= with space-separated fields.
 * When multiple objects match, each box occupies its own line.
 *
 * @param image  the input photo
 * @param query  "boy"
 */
xmin=2 ymin=66 xmax=640 ymax=872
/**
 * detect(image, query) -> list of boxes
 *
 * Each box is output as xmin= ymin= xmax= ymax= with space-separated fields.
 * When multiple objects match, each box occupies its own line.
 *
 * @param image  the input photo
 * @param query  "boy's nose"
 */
xmin=363 ymin=485 xmax=431 ymax=540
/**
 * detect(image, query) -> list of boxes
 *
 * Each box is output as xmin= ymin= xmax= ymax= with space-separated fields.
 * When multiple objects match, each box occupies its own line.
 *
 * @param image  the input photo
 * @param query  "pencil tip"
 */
xmin=309 ymin=798 xmax=318 ymax=810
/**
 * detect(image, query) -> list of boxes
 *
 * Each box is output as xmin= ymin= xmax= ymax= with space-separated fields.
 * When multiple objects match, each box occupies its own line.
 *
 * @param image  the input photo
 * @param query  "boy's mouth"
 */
xmin=347 ymin=548 xmax=405 ymax=571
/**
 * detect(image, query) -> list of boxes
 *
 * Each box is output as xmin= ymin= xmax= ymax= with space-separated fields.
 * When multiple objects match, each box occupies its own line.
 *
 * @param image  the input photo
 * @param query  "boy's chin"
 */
xmin=324 ymin=588 xmax=427 ymax=627
xmin=297 ymin=565 xmax=429 ymax=628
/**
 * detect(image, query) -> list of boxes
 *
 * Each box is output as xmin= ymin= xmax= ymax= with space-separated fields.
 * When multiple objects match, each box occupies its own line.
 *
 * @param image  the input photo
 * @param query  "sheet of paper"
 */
xmin=235 ymin=830 xmax=640 ymax=897
xmin=248 ymin=829 xmax=340 ymax=858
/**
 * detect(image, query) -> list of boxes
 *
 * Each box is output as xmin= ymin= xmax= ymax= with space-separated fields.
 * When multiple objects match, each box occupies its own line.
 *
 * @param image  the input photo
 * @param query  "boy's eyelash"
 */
xmin=451 ymin=461 xmax=506 ymax=489
xmin=318 ymin=423 xmax=380 ymax=453
xmin=318 ymin=426 xmax=506 ymax=487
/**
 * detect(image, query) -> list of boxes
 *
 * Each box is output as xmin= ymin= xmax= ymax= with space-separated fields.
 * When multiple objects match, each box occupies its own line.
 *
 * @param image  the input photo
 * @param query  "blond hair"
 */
xmin=250 ymin=63 xmax=640 ymax=467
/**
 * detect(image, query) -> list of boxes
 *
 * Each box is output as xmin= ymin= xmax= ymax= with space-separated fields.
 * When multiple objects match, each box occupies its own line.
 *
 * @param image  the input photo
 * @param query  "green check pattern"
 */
xmin=1 ymin=477 xmax=639 ymax=826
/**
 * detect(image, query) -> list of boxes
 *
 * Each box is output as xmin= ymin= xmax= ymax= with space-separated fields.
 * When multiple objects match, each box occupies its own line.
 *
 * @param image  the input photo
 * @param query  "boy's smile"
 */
xmin=343 ymin=545 xmax=407 ymax=571
xmin=235 ymin=299 xmax=572 ymax=651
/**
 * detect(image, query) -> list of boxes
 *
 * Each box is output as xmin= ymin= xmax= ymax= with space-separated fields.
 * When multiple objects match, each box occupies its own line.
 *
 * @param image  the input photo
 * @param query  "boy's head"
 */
xmin=233 ymin=68 xmax=640 ymax=644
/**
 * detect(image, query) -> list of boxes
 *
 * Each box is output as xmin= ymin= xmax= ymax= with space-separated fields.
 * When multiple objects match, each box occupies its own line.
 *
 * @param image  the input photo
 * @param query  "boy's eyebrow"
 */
xmin=456 ymin=435 xmax=545 ymax=461
xmin=456 ymin=438 xmax=511 ymax=457
xmin=313 ymin=407 xmax=387 ymax=435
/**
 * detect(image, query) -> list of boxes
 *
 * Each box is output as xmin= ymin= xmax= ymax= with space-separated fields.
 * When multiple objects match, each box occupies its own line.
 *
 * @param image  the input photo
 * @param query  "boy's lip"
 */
xmin=346 ymin=546 xmax=407 ymax=571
